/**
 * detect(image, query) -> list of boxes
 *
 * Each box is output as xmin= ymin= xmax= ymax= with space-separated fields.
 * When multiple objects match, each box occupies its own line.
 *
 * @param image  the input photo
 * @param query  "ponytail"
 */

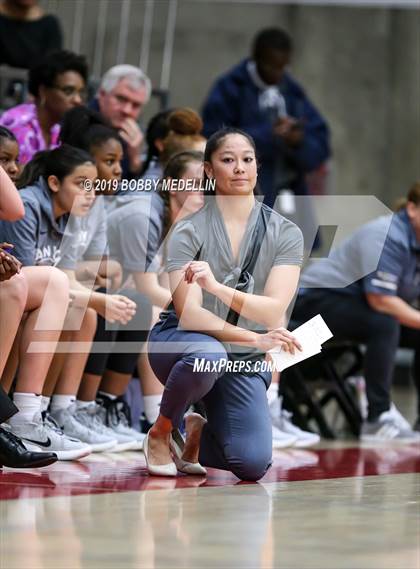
xmin=159 ymin=150 xmax=204 ymax=241
xmin=140 ymin=108 xmax=174 ymax=176
xmin=18 ymin=144 xmax=93 ymax=189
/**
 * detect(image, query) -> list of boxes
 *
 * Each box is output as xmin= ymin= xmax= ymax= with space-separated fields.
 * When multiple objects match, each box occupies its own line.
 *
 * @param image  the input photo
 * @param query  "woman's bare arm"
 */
xmin=0 ymin=166 xmax=25 ymax=221
xmin=366 ymin=293 xmax=420 ymax=329
xmin=211 ymin=265 xmax=300 ymax=329
xmin=170 ymin=268 xmax=301 ymax=353
xmin=184 ymin=262 xmax=300 ymax=329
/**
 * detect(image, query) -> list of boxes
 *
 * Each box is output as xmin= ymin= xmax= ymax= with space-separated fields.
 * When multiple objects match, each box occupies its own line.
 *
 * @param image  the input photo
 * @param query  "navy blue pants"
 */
xmin=293 ymin=291 xmax=420 ymax=420
xmin=148 ymin=315 xmax=273 ymax=482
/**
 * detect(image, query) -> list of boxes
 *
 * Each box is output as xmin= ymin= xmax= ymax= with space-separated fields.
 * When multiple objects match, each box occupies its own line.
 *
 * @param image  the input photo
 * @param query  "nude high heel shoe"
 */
xmin=170 ymin=429 xmax=207 ymax=476
xmin=143 ymin=433 xmax=177 ymax=477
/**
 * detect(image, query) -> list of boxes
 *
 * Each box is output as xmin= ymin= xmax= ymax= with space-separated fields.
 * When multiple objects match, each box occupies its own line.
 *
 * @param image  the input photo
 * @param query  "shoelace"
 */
xmin=104 ymin=397 xmax=132 ymax=428
xmin=42 ymin=411 xmax=64 ymax=436
xmin=75 ymin=403 xmax=104 ymax=430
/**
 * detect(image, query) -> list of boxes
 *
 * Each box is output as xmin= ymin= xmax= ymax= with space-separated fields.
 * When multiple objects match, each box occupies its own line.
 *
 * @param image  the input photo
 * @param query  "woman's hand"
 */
xmin=254 ymin=328 xmax=302 ymax=354
xmin=0 ymin=243 xmax=22 ymax=282
xmin=183 ymin=261 xmax=219 ymax=294
xmin=95 ymin=293 xmax=137 ymax=324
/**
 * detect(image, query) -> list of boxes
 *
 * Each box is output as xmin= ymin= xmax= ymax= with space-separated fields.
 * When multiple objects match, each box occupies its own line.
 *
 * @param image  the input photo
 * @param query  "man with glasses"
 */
xmin=0 ymin=50 xmax=88 ymax=165
xmin=92 ymin=65 xmax=152 ymax=179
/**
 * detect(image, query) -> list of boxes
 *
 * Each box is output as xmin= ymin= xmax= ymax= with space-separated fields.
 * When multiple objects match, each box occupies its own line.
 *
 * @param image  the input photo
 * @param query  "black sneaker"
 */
xmin=96 ymin=394 xmax=144 ymax=451
xmin=139 ymin=412 xmax=153 ymax=434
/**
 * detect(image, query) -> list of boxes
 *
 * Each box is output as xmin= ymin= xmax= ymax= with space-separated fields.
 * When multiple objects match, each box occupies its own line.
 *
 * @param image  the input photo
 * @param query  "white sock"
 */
xmin=50 ymin=394 xmax=76 ymax=413
xmin=143 ymin=394 xmax=161 ymax=423
xmin=76 ymin=400 xmax=95 ymax=409
xmin=267 ymin=383 xmax=279 ymax=407
xmin=98 ymin=391 xmax=117 ymax=400
xmin=9 ymin=393 xmax=42 ymax=426
xmin=41 ymin=396 xmax=51 ymax=413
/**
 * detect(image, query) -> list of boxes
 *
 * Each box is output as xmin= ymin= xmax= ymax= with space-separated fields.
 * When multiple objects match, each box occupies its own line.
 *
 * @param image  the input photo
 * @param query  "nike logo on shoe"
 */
xmin=23 ymin=437 xmax=52 ymax=448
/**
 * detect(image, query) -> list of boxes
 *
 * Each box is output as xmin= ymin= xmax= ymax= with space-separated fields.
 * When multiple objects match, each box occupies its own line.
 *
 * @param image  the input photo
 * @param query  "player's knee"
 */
xmin=227 ymin=444 xmax=272 ymax=482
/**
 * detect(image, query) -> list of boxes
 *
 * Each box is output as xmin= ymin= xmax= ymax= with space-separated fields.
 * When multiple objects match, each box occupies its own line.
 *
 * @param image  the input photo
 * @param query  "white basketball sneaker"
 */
xmin=51 ymin=404 xmax=117 ymax=453
xmin=270 ymin=397 xmax=320 ymax=448
xmin=9 ymin=412 xmax=91 ymax=461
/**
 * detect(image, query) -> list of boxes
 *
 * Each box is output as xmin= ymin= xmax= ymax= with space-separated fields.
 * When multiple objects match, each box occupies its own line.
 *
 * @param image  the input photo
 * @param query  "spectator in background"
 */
xmin=92 ymin=65 xmax=152 ymax=179
xmin=0 ymin=0 xmax=62 ymax=69
xmin=202 ymin=27 xmax=330 ymax=240
xmin=0 ymin=50 xmax=88 ymax=164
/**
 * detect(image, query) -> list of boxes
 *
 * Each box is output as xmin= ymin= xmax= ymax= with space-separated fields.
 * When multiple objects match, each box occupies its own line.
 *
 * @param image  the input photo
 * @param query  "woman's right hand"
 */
xmin=254 ymin=328 xmax=302 ymax=354
xmin=96 ymin=293 xmax=137 ymax=324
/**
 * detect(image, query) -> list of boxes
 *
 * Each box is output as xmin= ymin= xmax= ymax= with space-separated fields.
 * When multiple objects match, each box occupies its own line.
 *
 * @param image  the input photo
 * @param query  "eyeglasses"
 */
xmin=52 ymin=85 xmax=88 ymax=100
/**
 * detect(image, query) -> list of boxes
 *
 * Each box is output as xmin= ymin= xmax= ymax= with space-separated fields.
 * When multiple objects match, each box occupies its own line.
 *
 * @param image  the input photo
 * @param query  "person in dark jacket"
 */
xmin=0 ymin=0 xmax=62 ymax=70
xmin=202 ymin=28 xmax=330 ymax=225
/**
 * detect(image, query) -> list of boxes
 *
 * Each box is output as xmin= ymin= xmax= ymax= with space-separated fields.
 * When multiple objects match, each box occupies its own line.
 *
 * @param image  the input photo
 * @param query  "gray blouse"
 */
xmin=164 ymin=198 xmax=303 ymax=360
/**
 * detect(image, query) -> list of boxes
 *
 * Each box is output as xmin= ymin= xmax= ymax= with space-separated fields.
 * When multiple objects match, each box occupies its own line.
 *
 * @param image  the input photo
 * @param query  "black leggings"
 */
xmin=84 ymin=288 xmax=152 ymax=377
xmin=292 ymin=290 xmax=420 ymax=421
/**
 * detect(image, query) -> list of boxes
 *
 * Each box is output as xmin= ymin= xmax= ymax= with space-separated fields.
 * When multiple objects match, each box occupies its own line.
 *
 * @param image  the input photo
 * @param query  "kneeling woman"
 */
xmin=146 ymin=128 xmax=303 ymax=481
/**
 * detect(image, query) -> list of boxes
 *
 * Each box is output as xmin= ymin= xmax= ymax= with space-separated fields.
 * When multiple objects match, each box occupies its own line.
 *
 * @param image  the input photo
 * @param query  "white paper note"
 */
xmin=268 ymin=314 xmax=333 ymax=372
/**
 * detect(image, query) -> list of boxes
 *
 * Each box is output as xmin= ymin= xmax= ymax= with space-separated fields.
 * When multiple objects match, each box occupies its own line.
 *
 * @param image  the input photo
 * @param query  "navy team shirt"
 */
xmin=300 ymin=209 xmax=420 ymax=305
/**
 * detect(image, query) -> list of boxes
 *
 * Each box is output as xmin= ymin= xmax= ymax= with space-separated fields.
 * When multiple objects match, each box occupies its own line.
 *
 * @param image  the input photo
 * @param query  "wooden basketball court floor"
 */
xmin=1 ymin=384 xmax=419 ymax=569
xmin=1 ymin=441 xmax=419 ymax=569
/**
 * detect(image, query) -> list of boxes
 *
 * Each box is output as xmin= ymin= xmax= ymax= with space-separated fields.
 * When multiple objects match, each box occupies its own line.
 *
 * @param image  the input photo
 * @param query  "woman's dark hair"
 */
xmin=28 ymin=50 xmax=88 ymax=97
xmin=0 ymin=126 xmax=18 ymax=145
xmin=394 ymin=181 xmax=420 ymax=211
xmin=140 ymin=108 xmax=174 ymax=176
xmin=60 ymin=106 xmax=122 ymax=152
xmin=17 ymin=144 xmax=93 ymax=189
xmin=203 ymin=127 xmax=258 ymax=199
xmin=252 ymin=28 xmax=292 ymax=60
xmin=159 ymin=150 xmax=204 ymax=241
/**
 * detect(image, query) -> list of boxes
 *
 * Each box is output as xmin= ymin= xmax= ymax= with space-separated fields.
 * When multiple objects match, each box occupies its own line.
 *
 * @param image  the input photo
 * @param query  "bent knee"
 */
xmin=83 ymin=307 xmax=98 ymax=332
xmin=230 ymin=455 xmax=272 ymax=482
xmin=368 ymin=311 xmax=399 ymax=338
xmin=227 ymin=444 xmax=272 ymax=482
xmin=66 ymin=306 xmax=97 ymax=337
xmin=0 ymin=272 xmax=28 ymax=308
xmin=184 ymin=348 xmax=229 ymax=378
